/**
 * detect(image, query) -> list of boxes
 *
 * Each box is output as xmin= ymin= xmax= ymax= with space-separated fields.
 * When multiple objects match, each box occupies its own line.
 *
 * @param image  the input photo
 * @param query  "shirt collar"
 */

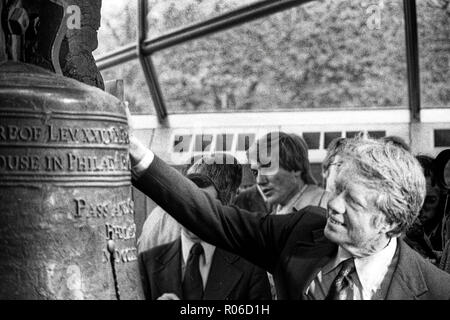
xmin=322 ymin=246 xmax=353 ymax=275
xmin=323 ymin=238 xmax=398 ymax=291
xmin=181 ymin=232 xmax=215 ymax=266
xmin=354 ymin=237 xmax=397 ymax=292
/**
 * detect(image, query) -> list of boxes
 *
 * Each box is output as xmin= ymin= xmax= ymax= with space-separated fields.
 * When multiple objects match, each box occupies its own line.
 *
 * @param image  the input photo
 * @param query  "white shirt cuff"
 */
xmin=132 ymin=149 xmax=155 ymax=178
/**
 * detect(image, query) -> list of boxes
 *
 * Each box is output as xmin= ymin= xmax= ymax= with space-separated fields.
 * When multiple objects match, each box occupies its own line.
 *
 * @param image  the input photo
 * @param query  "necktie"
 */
xmin=182 ymin=242 xmax=204 ymax=300
xmin=325 ymin=258 xmax=356 ymax=300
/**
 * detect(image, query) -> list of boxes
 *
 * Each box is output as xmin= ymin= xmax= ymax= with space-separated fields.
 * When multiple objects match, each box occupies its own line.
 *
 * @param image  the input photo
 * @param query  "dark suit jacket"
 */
xmin=139 ymin=238 xmax=272 ymax=300
xmin=233 ymin=185 xmax=271 ymax=214
xmin=134 ymin=156 xmax=450 ymax=300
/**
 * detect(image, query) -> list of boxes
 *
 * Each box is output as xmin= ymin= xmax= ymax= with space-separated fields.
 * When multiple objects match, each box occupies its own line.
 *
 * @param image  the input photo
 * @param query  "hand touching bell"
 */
xmin=125 ymin=102 xmax=148 ymax=167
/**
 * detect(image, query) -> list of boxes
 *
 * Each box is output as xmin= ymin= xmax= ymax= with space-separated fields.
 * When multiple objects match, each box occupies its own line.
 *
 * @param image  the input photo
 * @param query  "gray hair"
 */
xmin=339 ymin=136 xmax=426 ymax=237
xmin=322 ymin=137 xmax=349 ymax=173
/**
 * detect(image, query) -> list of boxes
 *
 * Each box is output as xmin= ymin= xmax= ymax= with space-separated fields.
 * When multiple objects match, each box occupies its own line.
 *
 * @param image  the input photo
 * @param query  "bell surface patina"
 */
xmin=0 ymin=62 xmax=143 ymax=299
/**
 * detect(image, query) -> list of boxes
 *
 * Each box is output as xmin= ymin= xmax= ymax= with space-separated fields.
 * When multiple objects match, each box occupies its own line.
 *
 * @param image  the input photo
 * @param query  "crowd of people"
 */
xmin=129 ymin=116 xmax=450 ymax=300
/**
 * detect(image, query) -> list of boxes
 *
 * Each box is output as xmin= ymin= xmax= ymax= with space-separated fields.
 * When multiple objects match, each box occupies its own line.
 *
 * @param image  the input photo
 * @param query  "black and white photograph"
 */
xmin=0 ymin=0 xmax=450 ymax=308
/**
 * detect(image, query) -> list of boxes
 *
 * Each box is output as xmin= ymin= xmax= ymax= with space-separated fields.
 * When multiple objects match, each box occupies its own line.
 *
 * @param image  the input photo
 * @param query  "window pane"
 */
xmin=237 ymin=133 xmax=255 ymax=151
xmin=173 ymin=135 xmax=193 ymax=153
xmin=346 ymin=131 xmax=361 ymax=138
xmin=153 ymin=0 xmax=407 ymax=113
xmin=146 ymin=0 xmax=261 ymax=40
xmin=95 ymin=0 xmax=137 ymax=56
xmin=417 ymin=0 xmax=450 ymax=108
xmin=434 ymin=130 xmax=450 ymax=147
xmin=215 ymin=134 xmax=233 ymax=152
xmin=194 ymin=134 xmax=213 ymax=152
xmin=445 ymin=160 xmax=450 ymax=185
xmin=101 ymin=60 xmax=155 ymax=114
xmin=324 ymin=132 xmax=342 ymax=149
xmin=368 ymin=130 xmax=386 ymax=139
xmin=310 ymin=163 xmax=324 ymax=187
xmin=303 ymin=132 xmax=320 ymax=150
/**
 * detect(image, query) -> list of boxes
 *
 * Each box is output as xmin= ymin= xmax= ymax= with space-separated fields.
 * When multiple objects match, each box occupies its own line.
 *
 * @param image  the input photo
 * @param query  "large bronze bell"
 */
xmin=0 ymin=61 xmax=144 ymax=299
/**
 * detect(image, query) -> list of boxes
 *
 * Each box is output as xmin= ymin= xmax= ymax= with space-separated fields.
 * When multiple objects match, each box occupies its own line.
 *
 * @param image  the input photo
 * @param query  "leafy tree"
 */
xmin=417 ymin=0 xmax=450 ymax=108
xmin=97 ymin=0 xmax=449 ymax=114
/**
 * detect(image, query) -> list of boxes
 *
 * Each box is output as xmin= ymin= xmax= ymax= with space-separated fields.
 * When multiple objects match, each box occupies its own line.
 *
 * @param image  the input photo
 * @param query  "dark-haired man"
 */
xmin=139 ymin=173 xmax=271 ymax=300
xmin=248 ymin=132 xmax=329 ymax=215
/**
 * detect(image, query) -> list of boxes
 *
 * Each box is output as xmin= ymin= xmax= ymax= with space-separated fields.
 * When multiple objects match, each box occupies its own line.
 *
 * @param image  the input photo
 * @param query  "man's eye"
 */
xmin=251 ymin=169 xmax=258 ymax=177
xmin=344 ymin=193 xmax=363 ymax=209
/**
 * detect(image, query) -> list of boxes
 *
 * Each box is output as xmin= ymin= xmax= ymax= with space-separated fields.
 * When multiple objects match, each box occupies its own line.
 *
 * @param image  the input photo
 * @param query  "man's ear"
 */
xmin=379 ymin=218 xmax=398 ymax=235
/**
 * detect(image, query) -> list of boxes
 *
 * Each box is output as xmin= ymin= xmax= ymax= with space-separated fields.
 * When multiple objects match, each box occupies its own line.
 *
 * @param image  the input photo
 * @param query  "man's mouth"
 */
xmin=328 ymin=215 xmax=345 ymax=226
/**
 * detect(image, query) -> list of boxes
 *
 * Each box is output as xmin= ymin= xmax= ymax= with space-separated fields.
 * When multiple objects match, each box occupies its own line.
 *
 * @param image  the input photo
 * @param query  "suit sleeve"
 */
xmin=133 ymin=156 xmax=325 ymax=272
xmin=247 ymin=267 xmax=272 ymax=300
xmin=138 ymin=252 xmax=151 ymax=300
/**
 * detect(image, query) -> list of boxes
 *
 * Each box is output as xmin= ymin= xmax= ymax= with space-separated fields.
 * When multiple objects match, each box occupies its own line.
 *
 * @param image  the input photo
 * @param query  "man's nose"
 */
xmin=256 ymin=172 xmax=268 ymax=185
xmin=328 ymin=194 xmax=345 ymax=215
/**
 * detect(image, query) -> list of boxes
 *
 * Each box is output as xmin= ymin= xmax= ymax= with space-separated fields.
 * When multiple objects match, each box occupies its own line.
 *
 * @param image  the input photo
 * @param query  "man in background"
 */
xmin=139 ymin=173 xmax=271 ymax=300
xmin=248 ymin=132 xmax=329 ymax=215
xmin=137 ymin=153 xmax=242 ymax=253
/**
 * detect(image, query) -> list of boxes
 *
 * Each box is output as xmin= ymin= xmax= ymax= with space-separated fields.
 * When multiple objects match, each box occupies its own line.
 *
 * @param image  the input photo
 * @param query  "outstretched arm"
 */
xmin=127 ymin=108 xmax=325 ymax=272
xmin=132 ymin=150 xmax=300 ymax=272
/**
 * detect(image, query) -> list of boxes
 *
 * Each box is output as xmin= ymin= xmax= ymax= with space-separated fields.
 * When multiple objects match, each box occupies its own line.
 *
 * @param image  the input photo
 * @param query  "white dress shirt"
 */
xmin=180 ymin=233 xmax=216 ymax=289
xmin=307 ymin=237 xmax=398 ymax=300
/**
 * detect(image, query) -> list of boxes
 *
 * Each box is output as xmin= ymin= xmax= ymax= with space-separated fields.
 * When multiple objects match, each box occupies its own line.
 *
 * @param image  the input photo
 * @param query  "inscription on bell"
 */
xmin=47 ymin=125 xmax=129 ymax=145
xmin=0 ymin=152 xmax=129 ymax=173
xmin=0 ymin=155 xmax=41 ymax=171
xmin=67 ymin=152 xmax=129 ymax=172
xmin=0 ymin=125 xmax=43 ymax=142
xmin=0 ymin=124 xmax=128 ymax=145
xmin=105 ymin=222 xmax=136 ymax=241
xmin=73 ymin=198 xmax=134 ymax=219
xmin=102 ymin=247 xmax=138 ymax=264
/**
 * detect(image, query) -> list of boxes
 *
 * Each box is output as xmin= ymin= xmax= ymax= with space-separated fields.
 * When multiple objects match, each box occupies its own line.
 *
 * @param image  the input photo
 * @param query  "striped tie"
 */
xmin=325 ymin=258 xmax=356 ymax=300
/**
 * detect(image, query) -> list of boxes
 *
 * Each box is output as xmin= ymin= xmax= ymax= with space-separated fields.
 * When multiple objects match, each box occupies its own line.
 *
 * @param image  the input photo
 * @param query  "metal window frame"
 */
xmin=96 ymin=0 xmax=421 ymax=124
xmin=137 ymin=0 xmax=167 ymax=121
xmin=403 ymin=0 xmax=421 ymax=123
xmin=141 ymin=0 xmax=311 ymax=55
xmin=96 ymin=0 xmax=308 ymax=70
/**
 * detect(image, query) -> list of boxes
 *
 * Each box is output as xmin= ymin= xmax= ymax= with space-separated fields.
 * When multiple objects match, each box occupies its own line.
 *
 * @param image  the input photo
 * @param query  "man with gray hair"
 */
xmin=131 ymin=132 xmax=450 ymax=299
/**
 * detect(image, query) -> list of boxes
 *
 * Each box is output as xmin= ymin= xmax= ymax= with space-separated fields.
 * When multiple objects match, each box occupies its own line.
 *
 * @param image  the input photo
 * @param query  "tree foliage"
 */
xmin=97 ymin=0 xmax=449 ymax=114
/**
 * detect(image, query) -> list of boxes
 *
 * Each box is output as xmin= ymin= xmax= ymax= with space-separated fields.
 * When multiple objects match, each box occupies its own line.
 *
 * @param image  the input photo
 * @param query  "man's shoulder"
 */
xmin=290 ymin=205 xmax=328 ymax=226
xmin=265 ymin=205 xmax=329 ymax=247
xmin=295 ymin=185 xmax=330 ymax=209
xmin=140 ymin=239 xmax=179 ymax=262
xmin=398 ymin=240 xmax=450 ymax=297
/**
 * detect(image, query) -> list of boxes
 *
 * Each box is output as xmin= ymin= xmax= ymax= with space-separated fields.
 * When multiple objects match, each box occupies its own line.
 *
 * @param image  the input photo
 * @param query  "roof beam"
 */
xmin=403 ymin=0 xmax=421 ymax=122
